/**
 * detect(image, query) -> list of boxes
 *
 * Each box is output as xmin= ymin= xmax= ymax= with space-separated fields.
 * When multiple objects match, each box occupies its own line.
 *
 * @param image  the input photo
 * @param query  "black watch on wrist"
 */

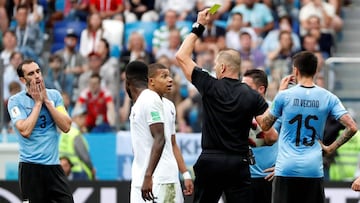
xmin=191 ymin=22 xmax=205 ymax=37
xmin=192 ymin=22 xmax=201 ymax=28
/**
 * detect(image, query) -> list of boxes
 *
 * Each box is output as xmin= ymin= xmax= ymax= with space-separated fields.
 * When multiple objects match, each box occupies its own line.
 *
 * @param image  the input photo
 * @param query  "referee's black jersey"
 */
xmin=191 ymin=67 xmax=268 ymax=155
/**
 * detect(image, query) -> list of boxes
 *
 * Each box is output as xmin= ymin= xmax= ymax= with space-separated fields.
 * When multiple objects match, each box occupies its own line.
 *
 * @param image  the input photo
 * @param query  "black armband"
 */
xmin=191 ymin=22 xmax=205 ymax=37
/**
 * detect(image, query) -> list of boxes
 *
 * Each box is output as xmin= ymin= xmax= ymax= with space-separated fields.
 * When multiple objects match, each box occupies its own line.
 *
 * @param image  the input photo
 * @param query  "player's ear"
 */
xmin=259 ymin=85 xmax=265 ymax=95
xmin=149 ymin=77 xmax=154 ymax=86
xmin=293 ymin=67 xmax=299 ymax=76
xmin=19 ymin=77 xmax=26 ymax=85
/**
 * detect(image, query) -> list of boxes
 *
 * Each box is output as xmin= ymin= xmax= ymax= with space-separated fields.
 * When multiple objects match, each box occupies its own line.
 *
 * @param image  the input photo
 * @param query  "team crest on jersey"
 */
xmin=10 ymin=106 xmax=21 ymax=118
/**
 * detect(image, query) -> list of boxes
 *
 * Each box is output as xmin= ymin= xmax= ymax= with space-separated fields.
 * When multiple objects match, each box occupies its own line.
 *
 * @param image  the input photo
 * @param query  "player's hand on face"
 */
xmin=279 ymin=75 xmax=295 ymax=91
xmin=183 ymin=179 xmax=194 ymax=196
xmin=29 ymin=80 xmax=42 ymax=103
xmin=39 ymin=80 xmax=48 ymax=102
xmin=264 ymin=167 xmax=275 ymax=181
xmin=141 ymin=175 xmax=154 ymax=201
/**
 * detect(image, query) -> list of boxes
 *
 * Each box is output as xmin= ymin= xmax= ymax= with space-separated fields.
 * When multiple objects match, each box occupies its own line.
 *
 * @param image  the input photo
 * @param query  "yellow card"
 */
xmin=209 ymin=4 xmax=221 ymax=15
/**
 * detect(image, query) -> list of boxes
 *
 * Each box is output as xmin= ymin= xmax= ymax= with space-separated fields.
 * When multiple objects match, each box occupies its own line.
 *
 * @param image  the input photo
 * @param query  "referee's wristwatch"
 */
xmin=192 ymin=22 xmax=202 ymax=29
xmin=191 ymin=22 xmax=205 ymax=37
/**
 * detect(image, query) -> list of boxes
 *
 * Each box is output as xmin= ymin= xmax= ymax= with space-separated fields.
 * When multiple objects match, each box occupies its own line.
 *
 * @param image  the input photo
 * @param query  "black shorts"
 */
xmin=19 ymin=162 xmax=74 ymax=203
xmin=193 ymin=151 xmax=251 ymax=203
xmin=250 ymin=177 xmax=272 ymax=203
xmin=272 ymin=176 xmax=325 ymax=203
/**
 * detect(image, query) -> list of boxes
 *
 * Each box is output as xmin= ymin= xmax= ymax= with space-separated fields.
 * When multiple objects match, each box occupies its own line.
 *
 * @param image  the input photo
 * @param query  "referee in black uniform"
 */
xmin=175 ymin=8 xmax=278 ymax=203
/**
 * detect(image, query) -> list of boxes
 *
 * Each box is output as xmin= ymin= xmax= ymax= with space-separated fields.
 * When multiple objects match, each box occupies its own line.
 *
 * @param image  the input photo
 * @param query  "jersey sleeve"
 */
xmin=329 ymin=94 xmax=347 ymax=120
xmin=7 ymin=96 xmax=28 ymax=125
xmin=191 ymin=67 xmax=217 ymax=96
xmin=146 ymin=92 xmax=164 ymax=125
xmin=254 ymin=93 xmax=269 ymax=116
xmin=53 ymin=89 xmax=64 ymax=107
xmin=270 ymin=91 xmax=285 ymax=118
xmin=51 ymin=90 xmax=69 ymax=115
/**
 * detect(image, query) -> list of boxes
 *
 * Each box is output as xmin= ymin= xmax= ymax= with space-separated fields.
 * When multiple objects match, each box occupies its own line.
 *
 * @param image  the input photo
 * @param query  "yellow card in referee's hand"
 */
xmin=209 ymin=4 xmax=221 ymax=15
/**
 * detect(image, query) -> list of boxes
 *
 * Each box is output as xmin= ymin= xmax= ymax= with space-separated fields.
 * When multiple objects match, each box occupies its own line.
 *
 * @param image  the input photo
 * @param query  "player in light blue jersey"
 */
xmin=242 ymin=69 xmax=278 ymax=203
xmin=260 ymin=51 xmax=358 ymax=203
xmin=7 ymin=60 xmax=74 ymax=203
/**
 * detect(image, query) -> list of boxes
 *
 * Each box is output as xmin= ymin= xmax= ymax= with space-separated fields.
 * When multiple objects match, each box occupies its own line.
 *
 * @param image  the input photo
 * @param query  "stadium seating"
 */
xmin=55 ymin=0 xmax=65 ymax=12
xmin=50 ymin=42 xmax=66 ymax=53
xmin=53 ymin=20 xmax=87 ymax=35
xmin=51 ymin=20 xmax=87 ymax=53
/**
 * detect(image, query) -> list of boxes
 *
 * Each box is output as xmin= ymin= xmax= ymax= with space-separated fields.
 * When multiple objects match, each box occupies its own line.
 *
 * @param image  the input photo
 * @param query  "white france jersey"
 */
xmin=270 ymin=84 xmax=347 ymax=178
xmin=129 ymin=90 xmax=176 ymax=187
xmin=153 ymin=97 xmax=179 ymax=184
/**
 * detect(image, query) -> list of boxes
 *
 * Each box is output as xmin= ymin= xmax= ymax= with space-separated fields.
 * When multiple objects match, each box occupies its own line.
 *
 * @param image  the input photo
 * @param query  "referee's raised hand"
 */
xmin=196 ymin=8 xmax=211 ymax=27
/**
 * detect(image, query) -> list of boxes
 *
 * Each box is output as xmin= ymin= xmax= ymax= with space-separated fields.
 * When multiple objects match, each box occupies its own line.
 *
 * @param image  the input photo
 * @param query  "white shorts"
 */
xmin=130 ymin=181 xmax=184 ymax=203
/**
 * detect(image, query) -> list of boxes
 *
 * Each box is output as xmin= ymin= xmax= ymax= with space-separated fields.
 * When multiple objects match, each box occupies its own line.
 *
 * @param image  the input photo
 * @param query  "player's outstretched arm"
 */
xmin=176 ymin=8 xmax=210 ymax=82
xmin=256 ymin=109 xmax=278 ymax=143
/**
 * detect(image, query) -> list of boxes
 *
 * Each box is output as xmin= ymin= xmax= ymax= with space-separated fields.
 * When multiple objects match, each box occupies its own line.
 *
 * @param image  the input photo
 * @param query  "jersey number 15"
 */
xmin=289 ymin=114 xmax=319 ymax=146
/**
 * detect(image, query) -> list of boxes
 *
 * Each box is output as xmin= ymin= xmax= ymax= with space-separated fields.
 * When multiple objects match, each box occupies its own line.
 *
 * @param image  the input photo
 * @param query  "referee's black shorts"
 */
xmin=19 ymin=162 xmax=74 ymax=203
xmin=193 ymin=150 xmax=251 ymax=203
xmin=272 ymin=176 xmax=325 ymax=203
xmin=250 ymin=177 xmax=272 ymax=203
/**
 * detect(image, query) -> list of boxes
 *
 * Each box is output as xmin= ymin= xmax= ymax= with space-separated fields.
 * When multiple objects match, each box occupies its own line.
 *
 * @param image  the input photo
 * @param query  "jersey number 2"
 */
xmin=289 ymin=114 xmax=318 ymax=146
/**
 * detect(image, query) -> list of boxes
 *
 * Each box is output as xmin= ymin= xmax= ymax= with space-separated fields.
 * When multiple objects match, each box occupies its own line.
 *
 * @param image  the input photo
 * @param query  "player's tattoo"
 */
xmin=262 ymin=114 xmax=277 ymax=130
xmin=335 ymin=128 xmax=355 ymax=148
xmin=335 ymin=114 xmax=357 ymax=148
xmin=336 ymin=114 xmax=357 ymax=148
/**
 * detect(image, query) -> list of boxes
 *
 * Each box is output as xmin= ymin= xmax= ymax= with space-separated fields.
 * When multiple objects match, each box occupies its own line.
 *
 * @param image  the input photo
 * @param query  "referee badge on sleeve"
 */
xmin=11 ymin=106 xmax=21 ymax=118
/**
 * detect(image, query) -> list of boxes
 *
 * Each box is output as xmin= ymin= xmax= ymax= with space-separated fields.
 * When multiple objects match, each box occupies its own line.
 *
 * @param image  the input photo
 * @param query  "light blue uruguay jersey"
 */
xmin=250 ymin=142 xmax=278 ymax=178
xmin=270 ymin=84 xmax=347 ymax=178
xmin=8 ymin=89 xmax=65 ymax=165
